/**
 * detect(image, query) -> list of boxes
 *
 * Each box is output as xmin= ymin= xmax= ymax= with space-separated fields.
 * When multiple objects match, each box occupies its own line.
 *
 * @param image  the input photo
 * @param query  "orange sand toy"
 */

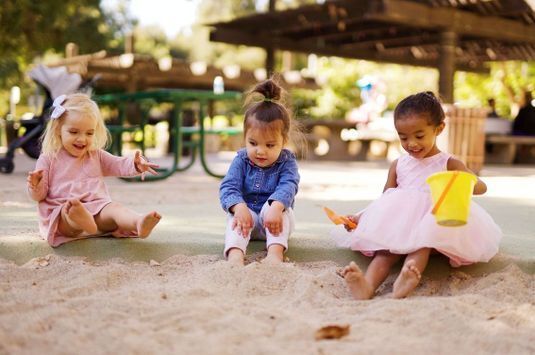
xmin=323 ymin=206 xmax=357 ymax=229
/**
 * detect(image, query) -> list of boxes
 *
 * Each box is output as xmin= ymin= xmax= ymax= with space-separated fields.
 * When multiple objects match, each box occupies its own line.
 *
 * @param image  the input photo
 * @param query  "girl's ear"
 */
xmin=435 ymin=122 xmax=446 ymax=136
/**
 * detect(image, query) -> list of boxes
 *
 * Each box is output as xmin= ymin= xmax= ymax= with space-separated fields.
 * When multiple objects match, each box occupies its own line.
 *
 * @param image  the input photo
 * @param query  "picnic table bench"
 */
xmin=485 ymin=134 xmax=535 ymax=164
xmin=302 ymin=119 xmax=398 ymax=161
xmin=95 ymin=89 xmax=242 ymax=180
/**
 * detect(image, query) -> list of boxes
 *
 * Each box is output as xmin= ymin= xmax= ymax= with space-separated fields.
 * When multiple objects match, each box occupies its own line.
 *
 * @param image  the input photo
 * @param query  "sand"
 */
xmin=0 ymin=253 xmax=534 ymax=354
xmin=1 ymin=154 xmax=534 ymax=354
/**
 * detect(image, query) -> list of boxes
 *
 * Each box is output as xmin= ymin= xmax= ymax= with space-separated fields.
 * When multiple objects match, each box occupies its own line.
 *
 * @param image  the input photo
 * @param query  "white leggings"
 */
xmin=224 ymin=202 xmax=295 ymax=257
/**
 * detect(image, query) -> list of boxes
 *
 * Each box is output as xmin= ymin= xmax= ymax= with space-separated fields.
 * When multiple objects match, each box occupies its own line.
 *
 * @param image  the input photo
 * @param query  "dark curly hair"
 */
xmin=394 ymin=91 xmax=445 ymax=126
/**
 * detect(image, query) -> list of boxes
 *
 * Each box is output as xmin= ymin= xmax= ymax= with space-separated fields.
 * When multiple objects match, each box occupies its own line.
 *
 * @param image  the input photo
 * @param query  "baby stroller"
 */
xmin=0 ymin=65 xmax=98 ymax=174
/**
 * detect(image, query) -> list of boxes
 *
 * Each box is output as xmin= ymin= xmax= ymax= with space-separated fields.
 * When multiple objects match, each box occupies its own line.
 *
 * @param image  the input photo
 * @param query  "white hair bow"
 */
xmin=50 ymin=94 xmax=67 ymax=119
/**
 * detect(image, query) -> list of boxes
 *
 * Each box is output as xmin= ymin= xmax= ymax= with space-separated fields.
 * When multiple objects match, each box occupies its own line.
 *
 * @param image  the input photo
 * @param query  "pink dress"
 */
xmin=331 ymin=152 xmax=502 ymax=267
xmin=29 ymin=149 xmax=139 ymax=247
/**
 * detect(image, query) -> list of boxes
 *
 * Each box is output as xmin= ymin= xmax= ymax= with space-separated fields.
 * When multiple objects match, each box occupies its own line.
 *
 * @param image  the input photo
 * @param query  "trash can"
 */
xmin=437 ymin=106 xmax=487 ymax=175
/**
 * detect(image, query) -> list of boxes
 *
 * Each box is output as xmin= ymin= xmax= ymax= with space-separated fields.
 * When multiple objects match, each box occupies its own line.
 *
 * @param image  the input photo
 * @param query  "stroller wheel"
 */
xmin=0 ymin=158 xmax=15 ymax=174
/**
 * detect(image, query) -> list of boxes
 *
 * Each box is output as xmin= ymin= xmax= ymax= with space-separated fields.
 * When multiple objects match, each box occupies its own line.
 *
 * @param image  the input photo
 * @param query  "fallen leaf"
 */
xmin=149 ymin=260 xmax=161 ymax=266
xmin=323 ymin=206 xmax=357 ymax=229
xmin=315 ymin=324 xmax=350 ymax=340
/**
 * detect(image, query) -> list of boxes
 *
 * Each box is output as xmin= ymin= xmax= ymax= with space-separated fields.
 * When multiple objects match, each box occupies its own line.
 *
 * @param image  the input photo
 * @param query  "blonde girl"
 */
xmin=27 ymin=93 xmax=161 ymax=247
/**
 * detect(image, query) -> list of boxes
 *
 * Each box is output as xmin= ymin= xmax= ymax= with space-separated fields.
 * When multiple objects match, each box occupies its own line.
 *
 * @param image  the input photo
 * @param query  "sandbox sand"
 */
xmin=0 ymin=253 xmax=533 ymax=354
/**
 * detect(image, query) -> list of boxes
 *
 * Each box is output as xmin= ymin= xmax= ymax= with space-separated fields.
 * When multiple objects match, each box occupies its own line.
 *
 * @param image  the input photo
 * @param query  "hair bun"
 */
xmin=254 ymin=79 xmax=281 ymax=101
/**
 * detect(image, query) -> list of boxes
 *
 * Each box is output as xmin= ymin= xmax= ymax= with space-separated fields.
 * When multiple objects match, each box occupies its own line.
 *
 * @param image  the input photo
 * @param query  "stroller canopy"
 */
xmin=29 ymin=65 xmax=83 ymax=100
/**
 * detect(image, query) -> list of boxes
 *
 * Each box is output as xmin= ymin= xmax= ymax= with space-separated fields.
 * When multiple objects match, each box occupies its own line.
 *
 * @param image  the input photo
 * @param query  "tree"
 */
xmin=0 ymin=0 xmax=135 ymax=114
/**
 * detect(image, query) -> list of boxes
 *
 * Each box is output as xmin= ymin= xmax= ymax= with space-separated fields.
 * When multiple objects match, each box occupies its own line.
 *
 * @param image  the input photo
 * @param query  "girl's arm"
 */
xmin=27 ymin=156 xmax=50 ymax=202
xmin=99 ymin=150 xmax=138 ymax=177
xmin=383 ymin=159 xmax=398 ymax=192
xmin=447 ymin=157 xmax=487 ymax=195
xmin=268 ymin=157 xmax=299 ymax=210
xmin=219 ymin=156 xmax=246 ymax=212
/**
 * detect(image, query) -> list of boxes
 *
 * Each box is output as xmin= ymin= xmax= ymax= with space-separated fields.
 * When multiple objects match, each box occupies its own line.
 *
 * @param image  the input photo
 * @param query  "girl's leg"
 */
xmin=58 ymin=199 xmax=98 ymax=237
xmin=264 ymin=244 xmax=285 ymax=264
xmin=94 ymin=202 xmax=161 ymax=238
xmin=224 ymin=210 xmax=258 ymax=266
xmin=262 ymin=205 xmax=294 ymax=264
xmin=342 ymin=251 xmax=401 ymax=300
xmin=393 ymin=247 xmax=431 ymax=298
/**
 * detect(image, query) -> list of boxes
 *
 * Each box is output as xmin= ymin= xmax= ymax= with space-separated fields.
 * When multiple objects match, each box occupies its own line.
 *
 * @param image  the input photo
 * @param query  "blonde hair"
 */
xmin=41 ymin=93 xmax=110 ymax=156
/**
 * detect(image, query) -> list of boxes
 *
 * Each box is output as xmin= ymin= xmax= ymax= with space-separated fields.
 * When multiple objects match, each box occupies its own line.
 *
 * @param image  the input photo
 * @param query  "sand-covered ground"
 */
xmin=0 ymin=153 xmax=534 ymax=354
xmin=0 ymin=253 xmax=534 ymax=354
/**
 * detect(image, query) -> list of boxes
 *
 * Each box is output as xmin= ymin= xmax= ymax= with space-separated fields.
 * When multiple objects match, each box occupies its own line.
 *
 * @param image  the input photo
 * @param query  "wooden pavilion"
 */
xmin=47 ymin=44 xmax=318 ymax=93
xmin=209 ymin=0 xmax=535 ymax=103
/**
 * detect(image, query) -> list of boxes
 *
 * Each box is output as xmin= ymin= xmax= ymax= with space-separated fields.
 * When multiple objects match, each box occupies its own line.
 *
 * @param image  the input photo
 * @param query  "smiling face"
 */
xmin=245 ymin=118 xmax=285 ymax=168
xmin=59 ymin=112 xmax=97 ymax=158
xmin=395 ymin=114 xmax=444 ymax=159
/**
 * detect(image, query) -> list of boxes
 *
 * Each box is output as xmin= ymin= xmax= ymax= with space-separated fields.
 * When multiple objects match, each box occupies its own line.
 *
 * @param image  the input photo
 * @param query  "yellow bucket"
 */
xmin=426 ymin=171 xmax=477 ymax=227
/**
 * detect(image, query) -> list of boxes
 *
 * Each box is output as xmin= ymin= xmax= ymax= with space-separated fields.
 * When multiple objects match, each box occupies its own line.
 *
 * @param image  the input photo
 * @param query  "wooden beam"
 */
xmin=367 ymin=0 xmax=535 ymax=44
xmin=210 ymin=28 xmax=488 ymax=73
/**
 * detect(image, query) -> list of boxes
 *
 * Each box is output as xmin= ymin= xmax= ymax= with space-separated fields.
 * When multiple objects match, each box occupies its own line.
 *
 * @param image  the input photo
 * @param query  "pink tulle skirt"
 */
xmin=331 ymin=188 xmax=502 ymax=267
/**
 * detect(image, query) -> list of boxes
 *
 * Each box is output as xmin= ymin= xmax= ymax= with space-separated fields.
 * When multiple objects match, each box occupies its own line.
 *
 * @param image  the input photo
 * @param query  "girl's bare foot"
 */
xmin=137 ymin=211 xmax=161 ymax=238
xmin=227 ymin=248 xmax=244 ymax=266
xmin=393 ymin=259 xmax=422 ymax=298
xmin=64 ymin=199 xmax=98 ymax=234
xmin=342 ymin=261 xmax=374 ymax=300
xmin=262 ymin=244 xmax=284 ymax=265
xmin=262 ymin=253 xmax=283 ymax=265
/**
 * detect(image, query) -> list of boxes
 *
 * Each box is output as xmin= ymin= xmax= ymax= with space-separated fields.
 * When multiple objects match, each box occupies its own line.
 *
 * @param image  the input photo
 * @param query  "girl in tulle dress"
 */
xmin=332 ymin=92 xmax=502 ymax=299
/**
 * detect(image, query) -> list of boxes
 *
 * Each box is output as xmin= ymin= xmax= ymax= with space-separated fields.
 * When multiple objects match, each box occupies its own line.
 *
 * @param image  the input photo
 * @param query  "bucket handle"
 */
xmin=431 ymin=171 xmax=459 ymax=215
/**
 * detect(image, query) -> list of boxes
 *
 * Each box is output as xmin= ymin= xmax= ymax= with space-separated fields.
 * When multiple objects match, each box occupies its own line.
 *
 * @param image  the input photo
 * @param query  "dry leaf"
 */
xmin=315 ymin=324 xmax=350 ymax=340
xmin=149 ymin=260 xmax=161 ymax=266
xmin=323 ymin=206 xmax=357 ymax=229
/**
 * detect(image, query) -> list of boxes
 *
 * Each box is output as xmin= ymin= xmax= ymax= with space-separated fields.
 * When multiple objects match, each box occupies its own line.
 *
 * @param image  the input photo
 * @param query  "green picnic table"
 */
xmin=95 ymin=89 xmax=242 ymax=180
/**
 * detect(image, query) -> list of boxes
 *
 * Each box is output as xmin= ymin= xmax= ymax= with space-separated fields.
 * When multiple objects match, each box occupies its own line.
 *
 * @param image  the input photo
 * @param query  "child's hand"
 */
xmin=134 ymin=151 xmax=159 ymax=180
xmin=232 ymin=203 xmax=253 ymax=237
xmin=27 ymin=170 xmax=44 ymax=191
xmin=264 ymin=201 xmax=284 ymax=236
xmin=343 ymin=214 xmax=359 ymax=232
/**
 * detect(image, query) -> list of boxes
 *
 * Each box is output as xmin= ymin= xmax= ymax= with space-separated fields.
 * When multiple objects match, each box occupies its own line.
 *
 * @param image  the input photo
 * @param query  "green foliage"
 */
xmin=0 ymin=0 xmax=135 ymax=115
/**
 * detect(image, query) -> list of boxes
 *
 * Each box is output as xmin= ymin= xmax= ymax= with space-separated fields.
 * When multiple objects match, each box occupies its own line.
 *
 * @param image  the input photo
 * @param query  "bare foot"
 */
xmin=262 ymin=244 xmax=284 ymax=265
xmin=393 ymin=260 xmax=422 ymax=299
xmin=137 ymin=211 xmax=161 ymax=238
xmin=227 ymin=248 xmax=244 ymax=266
xmin=341 ymin=261 xmax=374 ymax=300
xmin=64 ymin=199 xmax=98 ymax=234
xmin=262 ymin=253 xmax=283 ymax=265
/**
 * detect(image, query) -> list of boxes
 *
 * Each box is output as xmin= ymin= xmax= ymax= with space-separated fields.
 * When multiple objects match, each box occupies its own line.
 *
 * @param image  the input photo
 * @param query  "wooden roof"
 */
xmin=209 ymin=0 xmax=535 ymax=72
xmin=48 ymin=51 xmax=318 ymax=92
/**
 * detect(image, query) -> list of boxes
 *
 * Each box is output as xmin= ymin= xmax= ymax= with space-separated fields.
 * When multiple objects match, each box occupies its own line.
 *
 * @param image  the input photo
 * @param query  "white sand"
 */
xmin=1 ymin=253 xmax=533 ymax=354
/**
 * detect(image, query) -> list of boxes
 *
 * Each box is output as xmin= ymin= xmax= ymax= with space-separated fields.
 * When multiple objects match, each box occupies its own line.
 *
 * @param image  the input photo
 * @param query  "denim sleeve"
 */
xmin=219 ymin=156 xmax=246 ymax=212
xmin=268 ymin=157 xmax=300 ymax=209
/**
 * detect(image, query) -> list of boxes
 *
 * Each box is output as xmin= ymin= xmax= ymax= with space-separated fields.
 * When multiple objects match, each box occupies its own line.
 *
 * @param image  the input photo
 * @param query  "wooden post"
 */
xmin=265 ymin=0 xmax=277 ymax=76
xmin=65 ymin=43 xmax=79 ymax=58
xmin=438 ymin=31 xmax=457 ymax=103
xmin=125 ymin=33 xmax=135 ymax=53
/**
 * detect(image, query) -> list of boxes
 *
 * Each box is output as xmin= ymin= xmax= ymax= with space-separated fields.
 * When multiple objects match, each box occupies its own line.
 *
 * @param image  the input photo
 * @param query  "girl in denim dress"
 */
xmin=219 ymin=79 xmax=301 ymax=265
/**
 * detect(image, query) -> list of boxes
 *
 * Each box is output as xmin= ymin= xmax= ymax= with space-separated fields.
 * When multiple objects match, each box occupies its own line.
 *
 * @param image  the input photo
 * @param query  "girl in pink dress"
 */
xmin=332 ymin=92 xmax=502 ymax=299
xmin=27 ymin=93 xmax=162 ymax=247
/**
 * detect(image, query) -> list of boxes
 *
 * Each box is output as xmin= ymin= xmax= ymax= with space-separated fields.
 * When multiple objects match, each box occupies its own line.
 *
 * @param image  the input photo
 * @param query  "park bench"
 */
xmin=485 ymin=134 xmax=535 ymax=164
xmin=302 ymin=119 xmax=398 ymax=161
